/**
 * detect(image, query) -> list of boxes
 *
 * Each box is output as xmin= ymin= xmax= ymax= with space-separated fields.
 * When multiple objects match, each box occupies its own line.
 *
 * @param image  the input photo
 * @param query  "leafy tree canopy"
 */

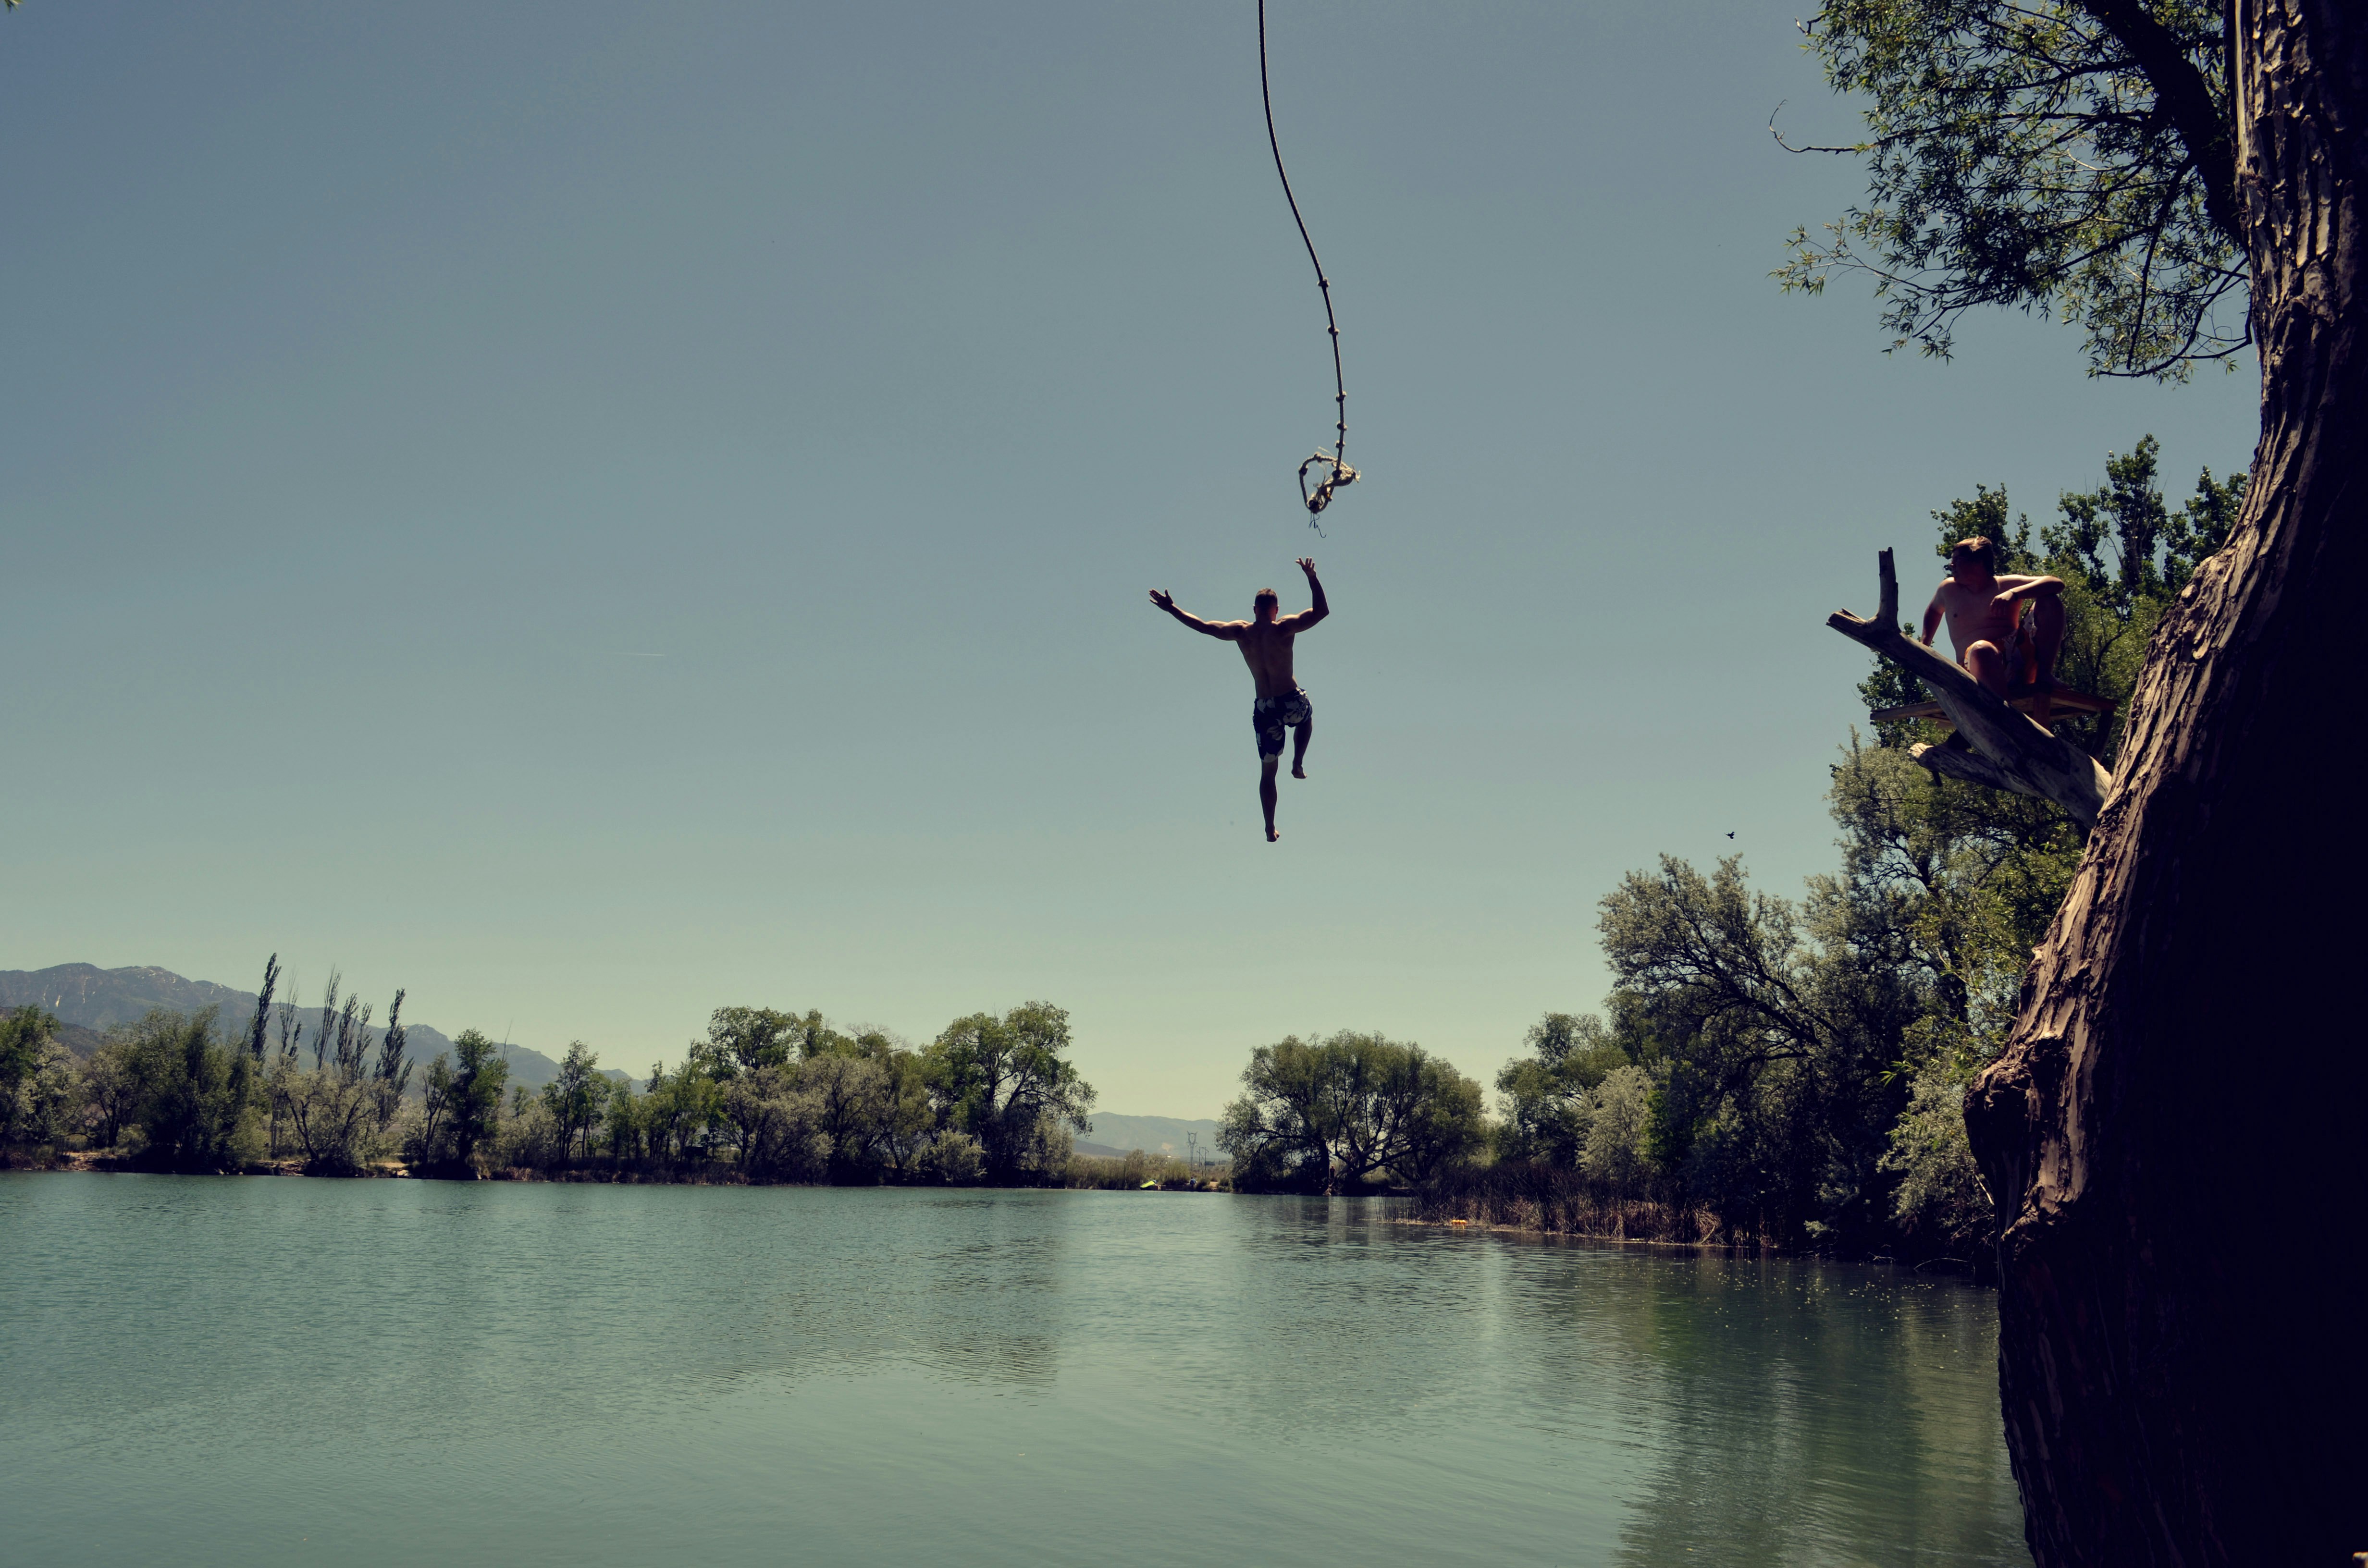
xmin=1220 ymin=1031 xmax=1485 ymax=1192
xmin=1778 ymin=0 xmax=2245 ymax=379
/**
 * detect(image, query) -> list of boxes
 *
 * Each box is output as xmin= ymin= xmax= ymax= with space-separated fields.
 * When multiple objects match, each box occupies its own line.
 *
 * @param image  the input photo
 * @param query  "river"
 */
xmin=0 ymin=1174 xmax=2027 ymax=1565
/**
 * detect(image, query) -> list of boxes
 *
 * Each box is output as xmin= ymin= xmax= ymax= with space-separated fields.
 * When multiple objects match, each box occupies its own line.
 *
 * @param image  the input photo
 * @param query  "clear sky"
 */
xmin=0 ymin=2 xmax=2256 ymax=1117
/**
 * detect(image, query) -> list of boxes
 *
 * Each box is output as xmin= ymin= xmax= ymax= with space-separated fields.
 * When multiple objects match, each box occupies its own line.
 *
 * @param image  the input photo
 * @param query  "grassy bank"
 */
xmin=1410 ymin=1163 xmax=1786 ymax=1250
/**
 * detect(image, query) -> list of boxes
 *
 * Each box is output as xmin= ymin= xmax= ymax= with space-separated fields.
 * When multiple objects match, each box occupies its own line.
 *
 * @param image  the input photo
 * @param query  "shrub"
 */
xmin=922 ymin=1131 xmax=984 ymax=1185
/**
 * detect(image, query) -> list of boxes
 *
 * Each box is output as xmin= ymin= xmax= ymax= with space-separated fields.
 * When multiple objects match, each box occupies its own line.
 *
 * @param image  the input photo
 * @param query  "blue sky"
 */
xmin=0 ymin=2 xmax=2256 ymax=1116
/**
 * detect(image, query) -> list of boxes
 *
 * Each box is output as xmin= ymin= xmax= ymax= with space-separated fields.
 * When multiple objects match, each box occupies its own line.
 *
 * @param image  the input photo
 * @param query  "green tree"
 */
xmin=1779 ymin=1 xmax=2243 ymax=379
xmin=120 ymin=1008 xmax=259 ymax=1171
xmin=1580 ymin=1066 xmax=1656 ymax=1193
xmin=1220 ymin=1031 xmax=1486 ymax=1192
xmin=1389 ymin=1052 xmax=1488 ymax=1184
xmin=243 ymin=954 xmax=280 ymax=1065
xmin=77 ymin=1039 xmax=141 ymax=1151
xmin=540 ymin=1041 xmax=611 ymax=1164
xmin=790 ymin=1010 xmax=856 ymax=1060
xmin=1216 ymin=1035 xmax=1337 ymax=1191
xmin=803 ymin=1053 xmax=888 ymax=1182
xmin=268 ymin=984 xmax=412 ymax=1175
xmin=720 ymin=1065 xmax=826 ymax=1181
xmin=603 ymin=1077 xmax=650 ymax=1164
xmin=921 ymin=1128 xmax=984 ymax=1185
xmin=1493 ymin=1012 xmax=1630 ymax=1165
xmin=641 ymin=1055 xmax=722 ymax=1166
xmin=1322 ymin=1032 xmax=1481 ymax=1188
xmin=0 ymin=1006 xmax=75 ymax=1152
xmin=1599 ymin=854 xmax=1920 ymax=1248
xmin=875 ymin=1049 xmax=938 ymax=1179
xmin=924 ymin=1002 xmax=1094 ymax=1184
xmin=410 ymin=1029 xmax=509 ymax=1174
xmin=702 ymin=1007 xmax=801 ymax=1076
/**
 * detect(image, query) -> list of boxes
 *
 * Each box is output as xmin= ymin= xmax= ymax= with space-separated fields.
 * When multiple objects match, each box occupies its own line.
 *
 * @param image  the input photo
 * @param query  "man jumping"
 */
xmin=1148 ymin=557 xmax=1328 ymax=842
xmin=1921 ymin=535 xmax=2067 ymax=725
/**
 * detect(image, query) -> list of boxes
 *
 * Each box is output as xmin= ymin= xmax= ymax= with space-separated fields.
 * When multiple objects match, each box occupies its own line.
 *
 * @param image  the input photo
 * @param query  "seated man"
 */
xmin=1147 ymin=556 xmax=1328 ymax=843
xmin=1921 ymin=535 xmax=2066 ymax=725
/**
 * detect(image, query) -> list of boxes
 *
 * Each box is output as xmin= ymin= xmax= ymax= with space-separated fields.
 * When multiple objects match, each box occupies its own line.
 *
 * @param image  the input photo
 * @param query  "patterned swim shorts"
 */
xmin=1252 ymin=686 xmax=1313 ymax=760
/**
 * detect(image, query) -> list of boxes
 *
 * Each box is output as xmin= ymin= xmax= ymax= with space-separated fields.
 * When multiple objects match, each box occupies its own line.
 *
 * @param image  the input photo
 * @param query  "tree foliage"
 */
xmin=1778 ymin=0 xmax=2245 ymax=379
xmin=1219 ymin=1031 xmax=1485 ymax=1192
xmin=1473 ymin=437 xmax=2248 ymax=1255
xmin=925 ymin=1002 xmax=1095 ymax=1184
xmin=541 ymin=1041 xmax=611 ymax=1163
xmin=269 ymin=980 xmax=412 ymax=1176
xmin=1493 ymin=1012 xmax=1628 ymax=1167
xmin=408 ymin=1028 xmax=511 ymax=1173
xmin=0 ymin=1006 xmax=77 ymax=1154
xmin=111 ymin=1008 xmax=259 ymax=1171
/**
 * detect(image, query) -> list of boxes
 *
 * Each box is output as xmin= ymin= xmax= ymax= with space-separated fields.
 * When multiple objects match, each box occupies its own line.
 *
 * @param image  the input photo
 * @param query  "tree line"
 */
xmin=1 ymin=979 xmax=1108 ymax=1188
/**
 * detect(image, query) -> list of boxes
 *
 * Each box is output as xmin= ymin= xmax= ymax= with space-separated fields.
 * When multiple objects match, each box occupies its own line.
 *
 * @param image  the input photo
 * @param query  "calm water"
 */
xmin=0 ymin=1175 xmax=2027 ymax=1566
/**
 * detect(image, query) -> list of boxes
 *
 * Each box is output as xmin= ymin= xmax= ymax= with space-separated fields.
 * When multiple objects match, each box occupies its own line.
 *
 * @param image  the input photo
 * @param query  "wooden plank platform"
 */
xmin=1871 ymin=690 xmax=2116 ymax=727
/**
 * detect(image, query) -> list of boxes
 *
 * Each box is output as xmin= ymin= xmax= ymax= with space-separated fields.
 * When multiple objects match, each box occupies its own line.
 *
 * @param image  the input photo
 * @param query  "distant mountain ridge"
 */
xmin=0 ymin=962 xmax=584 ymax=1091
xmin=1079 ymin=1113 xmax=1223 ymax=1162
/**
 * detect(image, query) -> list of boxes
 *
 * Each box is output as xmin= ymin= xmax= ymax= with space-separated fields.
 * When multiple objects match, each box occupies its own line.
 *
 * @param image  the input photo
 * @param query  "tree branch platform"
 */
xmin=1829 ymin=549 xmax=2112 ymax=829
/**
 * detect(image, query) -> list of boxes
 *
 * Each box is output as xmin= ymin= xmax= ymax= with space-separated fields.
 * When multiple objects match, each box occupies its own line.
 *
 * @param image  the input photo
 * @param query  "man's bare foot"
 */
xmin=1267 ymin=826 xmax=1280 ymax=842
xmin=1291 ymin=763 xmax=1307 ymax=780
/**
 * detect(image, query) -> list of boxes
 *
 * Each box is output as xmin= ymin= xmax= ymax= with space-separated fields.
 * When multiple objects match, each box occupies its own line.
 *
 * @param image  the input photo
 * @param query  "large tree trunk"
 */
xmin=1965 ymin=3 xmax=2368 ymax=1562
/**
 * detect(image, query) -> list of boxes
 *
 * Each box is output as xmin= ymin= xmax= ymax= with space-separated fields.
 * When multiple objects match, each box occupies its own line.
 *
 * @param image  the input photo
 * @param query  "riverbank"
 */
xmin=1407 ymin=1173 xmax=1760 ymax=1247
xmin=22 ymin=1146 xmax=1232 ymax=1191
xmin=1407 ymin=1161 xmax=1991 ymax=1276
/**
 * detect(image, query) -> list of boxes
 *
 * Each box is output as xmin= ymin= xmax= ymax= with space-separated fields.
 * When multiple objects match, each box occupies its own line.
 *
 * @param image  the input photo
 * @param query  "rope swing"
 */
xmin=1258 ymin=0 xmax=1357 ymax=530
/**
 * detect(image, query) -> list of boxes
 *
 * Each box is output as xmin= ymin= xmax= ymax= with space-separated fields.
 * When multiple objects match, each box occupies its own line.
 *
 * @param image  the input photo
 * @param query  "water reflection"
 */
xmin=0 ymin=1176 xmax=2025 ymax=1567
xmin=1576 ymin=1254 xmax=2017 ymax=1564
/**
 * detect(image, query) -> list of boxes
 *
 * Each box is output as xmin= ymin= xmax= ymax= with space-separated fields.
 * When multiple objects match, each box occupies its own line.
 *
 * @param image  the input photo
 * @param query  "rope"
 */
xmin=1259 ymin=0 xmax=1357 ymax=529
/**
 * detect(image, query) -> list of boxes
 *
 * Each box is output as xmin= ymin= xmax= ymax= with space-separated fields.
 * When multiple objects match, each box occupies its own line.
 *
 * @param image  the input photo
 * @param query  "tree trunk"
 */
xmin=1965 ymin=4 xmax=2368 ymax=1562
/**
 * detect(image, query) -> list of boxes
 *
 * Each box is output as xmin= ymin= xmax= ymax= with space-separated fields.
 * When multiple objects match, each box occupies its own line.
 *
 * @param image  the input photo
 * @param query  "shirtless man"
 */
xmin=1148 ymin=557 xmax=1328 ymax=842
xmin=1921 ymin=535 xmax=2067 ymax=724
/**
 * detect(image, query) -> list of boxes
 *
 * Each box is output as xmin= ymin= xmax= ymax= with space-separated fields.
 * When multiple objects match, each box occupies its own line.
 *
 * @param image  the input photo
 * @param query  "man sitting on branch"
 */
xmin=1148 ymin=557 xmax=1328 ymax=843
xmin=1921 ymin=536 xmax=2065 ymax=726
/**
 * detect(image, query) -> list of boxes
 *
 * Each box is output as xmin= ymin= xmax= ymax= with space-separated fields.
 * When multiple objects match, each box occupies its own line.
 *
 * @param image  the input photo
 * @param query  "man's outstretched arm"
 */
xmin=1148 ymin=588 xmax=1244 ymax=639
xmin=1283 ymin=557 xmax=1328 ymax=630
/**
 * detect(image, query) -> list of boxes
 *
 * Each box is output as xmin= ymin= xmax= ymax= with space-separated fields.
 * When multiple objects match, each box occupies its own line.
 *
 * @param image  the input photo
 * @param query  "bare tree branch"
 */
xmin=1827 ymin=550 xmax=2111 ymax=827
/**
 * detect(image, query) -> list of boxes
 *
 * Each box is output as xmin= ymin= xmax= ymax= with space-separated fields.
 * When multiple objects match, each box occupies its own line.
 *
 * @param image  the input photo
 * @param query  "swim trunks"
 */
xmin=1252 ymin=686 xmax=1312 ymax=760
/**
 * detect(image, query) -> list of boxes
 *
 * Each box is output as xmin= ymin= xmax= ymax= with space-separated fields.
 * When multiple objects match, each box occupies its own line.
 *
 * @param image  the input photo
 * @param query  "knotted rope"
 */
xmin=1260 ymin=0 xmax=1357 ymax=529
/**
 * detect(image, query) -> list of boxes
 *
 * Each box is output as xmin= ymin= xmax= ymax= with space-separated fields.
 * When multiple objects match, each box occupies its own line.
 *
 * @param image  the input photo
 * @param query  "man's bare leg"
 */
xmin=1941 ymin=640 xmax=2012 ymax=751
xmin=2027 ymin=597 xmax=2066 ymax=726
xmin=1259 ymin=756 xmax=1281 ymax=841
xmin=1290 ymin=717 xmax=1312 ymax=780
xmin=1965 ymin=639 xmax=2010 ymax=697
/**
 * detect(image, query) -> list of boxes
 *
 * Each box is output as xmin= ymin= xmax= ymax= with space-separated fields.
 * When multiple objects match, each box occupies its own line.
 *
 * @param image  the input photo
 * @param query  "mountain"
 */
xmin=1081 ymin=1113 xmax=1224 ymax=1162
xmin=0 ymin=963 xmax=594 ymax=1091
